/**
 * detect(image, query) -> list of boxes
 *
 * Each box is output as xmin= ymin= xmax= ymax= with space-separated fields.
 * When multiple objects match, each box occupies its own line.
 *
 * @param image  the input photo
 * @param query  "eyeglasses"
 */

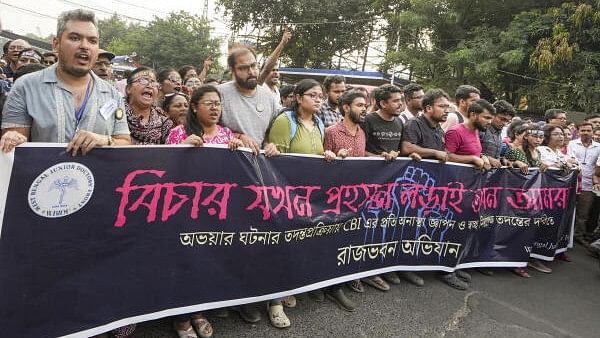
xmin=167 ymin=76 xmax=182 ymax=85
xmin=303 ymin=93 xmax=324 ymax=100
xmin=95 ymin=61 xmax=111 ymax=67
xmin=199 ymin=100 xmax=221 ymax=108
xmin=235 ymin=63 xmax=258 ymax=72
xmin=8 ymin=45 xmax=25 ymax=51
xmin=132 ymin=77 xmax=159 ymax=88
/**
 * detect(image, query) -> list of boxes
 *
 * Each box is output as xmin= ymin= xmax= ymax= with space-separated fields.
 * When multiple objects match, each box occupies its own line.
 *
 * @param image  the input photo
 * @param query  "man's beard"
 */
xmin=348 ymin=110 xmax=362 ymax=124
xmin=474 ymin=120 xmax=487 ymax=131
xmin=236 ymin=76 xmax=257 ymax=90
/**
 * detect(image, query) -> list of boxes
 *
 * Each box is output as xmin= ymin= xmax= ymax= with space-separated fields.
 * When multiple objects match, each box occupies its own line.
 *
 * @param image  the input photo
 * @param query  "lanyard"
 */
xmin=75 ymin=78 xmax=92 ymax=127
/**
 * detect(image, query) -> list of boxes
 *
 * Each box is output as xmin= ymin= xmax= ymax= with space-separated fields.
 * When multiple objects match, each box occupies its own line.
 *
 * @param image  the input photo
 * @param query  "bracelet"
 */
xmin=107 ymin=135 xmax=114 ymax=146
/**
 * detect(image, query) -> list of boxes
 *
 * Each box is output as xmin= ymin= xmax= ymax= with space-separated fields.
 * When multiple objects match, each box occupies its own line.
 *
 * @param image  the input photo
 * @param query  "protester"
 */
xmin=258 ymin=28 xmax=292 ymax=101
xmin=568 ymin=122 xmax=600 ymax=246
xmin=538 ymin=124 xmax=579 ymax=171
xmin=562 ymin=126 xmax=572 ymax=147
xmin=363 ymin=84 xmax=404 ymax=160
xmin=92 ymin=49 xmax=115 ymax=81
xmin=445 ymin=99 xmax=495 ymax=169
xmin=480 ymin=100 xmax=515 ymax=168
xmin=162 ymin=92 xmax=189 ymax=126
xmin=401 ymin=88 xmax=450 ymax=163
xmin=179 ymin=65 xmax=198 ymax=82
xmin=442 ymin=85 xmax=480 ymax=131
xmin=157 ymin=67 xmax=182 ymax=107
xmin=317 ymin=75 xmax=346 ymax=127
xmin=585 ymin=113 xmax=600 ymax=130
xmin=505 ymin=124 xmax=555 ymax=274
xmin=0 ymin=10 xmax=133 ymax=337
xmin=217 ymin=45 xmax=279 ymax=324
xmin=279 ymin=84 xmax=295 ymax=108
xmin=1 ymin=39 xmax=31 ymax=79
xmin=544 ymin=109 xmax=567 ymax=126
xmin=505 ymin=124 xmax=546 ymax=174
xmin=15 ymin=48 xmax=42 ymax=70
xmin=165 ymin=85 xmax=242 ymax=338
xmin=125 ymin=66 xmax=174 ymax=144
xmin=400 ymin=88 xmax=476 ymax=289
xmin=269 ymin=79 xmax=331 ymax=155
xmin=399 ymin=82 xmax=424 ymax=124
xmin=185 ymin=77 xmax=203 ymax=92
xmin=361 ymin=83 xmax=425 ymax=288
xmin=42 ymin=51 xmax=58 ymax=66
xmin=267 ymin=79 xmax=337 ymax=327
xmin=593 ymin=128 xmax=600 ymax=143
xmin=1 ymin=9 xmax=130 ymax=155
xmin=218 ymin=46 xmax=279 ymax=157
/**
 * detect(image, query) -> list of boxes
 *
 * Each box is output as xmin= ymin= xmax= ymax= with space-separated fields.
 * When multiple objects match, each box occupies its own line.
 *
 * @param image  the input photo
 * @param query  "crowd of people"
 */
xmin=2 ymin=9 xmax=600 ymax=338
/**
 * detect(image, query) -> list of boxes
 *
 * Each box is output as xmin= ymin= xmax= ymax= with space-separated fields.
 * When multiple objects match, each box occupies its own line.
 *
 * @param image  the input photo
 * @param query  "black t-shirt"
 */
xmin=402 ymin=115 xmax=445 ymax=154
xmin=361 ymin=112 xmax=403 ymax=154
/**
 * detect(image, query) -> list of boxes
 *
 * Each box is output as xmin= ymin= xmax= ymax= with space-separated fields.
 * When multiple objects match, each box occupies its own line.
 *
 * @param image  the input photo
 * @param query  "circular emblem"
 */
xmin=28 ymin=162 xmax=95 ymax=218
xmin=115 ymin=108 xmax=124 ymax=120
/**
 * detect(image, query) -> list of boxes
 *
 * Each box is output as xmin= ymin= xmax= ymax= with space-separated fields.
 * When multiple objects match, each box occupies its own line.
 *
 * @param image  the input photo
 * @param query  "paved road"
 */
xmin=132 ymin=245 xmax=600 ymax=338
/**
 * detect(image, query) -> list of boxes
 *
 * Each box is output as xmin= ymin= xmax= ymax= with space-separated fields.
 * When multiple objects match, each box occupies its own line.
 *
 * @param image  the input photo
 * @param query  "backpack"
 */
xmin=282 ymin=110 xmax=326 ymax=142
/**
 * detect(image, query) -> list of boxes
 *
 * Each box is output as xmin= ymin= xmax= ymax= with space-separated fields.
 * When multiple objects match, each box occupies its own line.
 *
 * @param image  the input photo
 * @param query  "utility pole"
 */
xmin=202 ymin=0 xmax=209 ymax=19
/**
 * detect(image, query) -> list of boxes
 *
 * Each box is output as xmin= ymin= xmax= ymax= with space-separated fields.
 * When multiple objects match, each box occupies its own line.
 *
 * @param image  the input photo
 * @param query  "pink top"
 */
xmin=445 ymin=123 xmax=482 ymax=156
xmin=166 ymin=124 xmax=234 ymax=145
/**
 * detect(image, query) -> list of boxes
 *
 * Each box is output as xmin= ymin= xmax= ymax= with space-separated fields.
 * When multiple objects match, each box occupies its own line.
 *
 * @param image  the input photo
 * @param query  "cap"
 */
xmin=98 ymin=49 xmax=115 ymax=61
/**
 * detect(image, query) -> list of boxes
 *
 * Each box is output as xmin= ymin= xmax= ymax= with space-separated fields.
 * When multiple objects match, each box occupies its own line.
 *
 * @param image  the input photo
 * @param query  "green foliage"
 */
xmin=217 ymin=0 xmax=376 ymax=68
xmin=99 ymin=12 xmax=222 ymax=71
xmin=381 ymin=0 xmax=600 ymax=114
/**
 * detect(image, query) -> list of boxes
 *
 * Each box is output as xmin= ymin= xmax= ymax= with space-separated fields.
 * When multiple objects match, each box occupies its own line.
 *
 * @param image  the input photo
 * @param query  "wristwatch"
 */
xmin=107 ymin=135 xmax=114 ymax=146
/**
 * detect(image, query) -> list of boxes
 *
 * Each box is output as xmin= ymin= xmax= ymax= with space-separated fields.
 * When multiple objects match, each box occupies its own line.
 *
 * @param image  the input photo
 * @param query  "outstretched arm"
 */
xmin=258 ymin=28 xmax=292 ymax=85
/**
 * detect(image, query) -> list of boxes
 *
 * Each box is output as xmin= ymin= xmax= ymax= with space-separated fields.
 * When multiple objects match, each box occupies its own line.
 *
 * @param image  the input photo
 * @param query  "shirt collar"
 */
xmin=418 ymin=114 xmax=439 ymax=129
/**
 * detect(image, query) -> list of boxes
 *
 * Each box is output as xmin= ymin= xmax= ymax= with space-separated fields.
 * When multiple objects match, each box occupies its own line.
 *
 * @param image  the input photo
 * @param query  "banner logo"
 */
xmin=28 ymin=162 xmax=95 ymax=218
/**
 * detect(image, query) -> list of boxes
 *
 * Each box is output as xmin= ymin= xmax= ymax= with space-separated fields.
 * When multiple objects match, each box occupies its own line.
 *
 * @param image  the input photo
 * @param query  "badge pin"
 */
xmin=115 ymin=108 xmax=124 ymax=120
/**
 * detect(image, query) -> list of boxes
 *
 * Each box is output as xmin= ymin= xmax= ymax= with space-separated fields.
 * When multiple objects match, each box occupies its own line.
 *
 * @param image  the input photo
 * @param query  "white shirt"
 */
xmin=567 ymin=139 xmax=600 ymax=191
xmin=398 ymin=108 xmax=422 ymax=125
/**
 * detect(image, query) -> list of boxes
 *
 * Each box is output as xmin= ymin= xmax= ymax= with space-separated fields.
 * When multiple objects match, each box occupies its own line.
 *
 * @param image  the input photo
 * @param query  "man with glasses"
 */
xmin=545 ymin=109 xmax=567 ymax=127
xmin=218 ymin=46 xmax=279 ymax=158
xmin=401 ymin=89 xmax=475 ymax=290
xmin=1 ymin=9 xmax=131 ymax=154
xmin=92 ymin=49 xmax=115 ymax=82
xmin=399 ymin=83 xmax=424 ymax=125
xmin=479 ymin=100 xmax=516 ymax=168
xmin=2 ymin=39 xmax=31 ymax=80
xmin=569 ymin=122 xmax=600 ymax=246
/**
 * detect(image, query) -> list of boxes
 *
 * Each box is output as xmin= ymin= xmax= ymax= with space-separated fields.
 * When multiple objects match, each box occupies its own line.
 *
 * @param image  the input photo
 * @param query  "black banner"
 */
xmin=0 ymin=145 xmax=576 ymax=337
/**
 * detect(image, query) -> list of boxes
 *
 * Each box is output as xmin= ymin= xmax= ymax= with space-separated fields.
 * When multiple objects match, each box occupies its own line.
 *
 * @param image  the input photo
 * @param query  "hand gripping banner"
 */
xmin=0 ymin=145 xmax=576 ymax=337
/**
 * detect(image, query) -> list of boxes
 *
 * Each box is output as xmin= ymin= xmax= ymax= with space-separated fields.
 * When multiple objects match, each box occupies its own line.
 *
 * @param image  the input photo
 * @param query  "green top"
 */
xmin=268 ymin=113 xmax=324 ymax=155
xmin=505 ymin=147 xmax=541 ymax=166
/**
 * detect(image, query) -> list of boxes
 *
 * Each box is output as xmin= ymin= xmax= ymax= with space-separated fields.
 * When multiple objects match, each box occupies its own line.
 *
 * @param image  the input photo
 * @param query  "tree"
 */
xmin=378 ymin=0 xmax=600 ymax=114
xmin=217 ymin=0 xmax=378 ymax=68
xmin=97 ymin=14 xmax=130 ymax=49
xmin=99 ymin=12 xmax=223 ymax=72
